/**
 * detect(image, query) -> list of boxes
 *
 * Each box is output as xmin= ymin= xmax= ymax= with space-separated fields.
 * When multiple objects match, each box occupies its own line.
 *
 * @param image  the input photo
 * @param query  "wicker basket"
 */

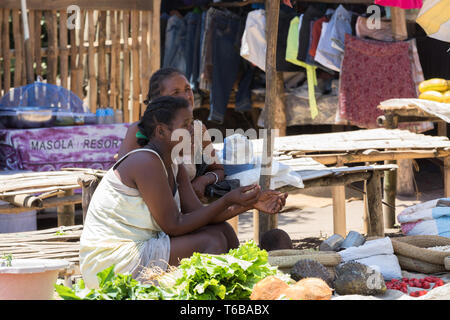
xmin=390 ymin=235 xmax=450 ymax=273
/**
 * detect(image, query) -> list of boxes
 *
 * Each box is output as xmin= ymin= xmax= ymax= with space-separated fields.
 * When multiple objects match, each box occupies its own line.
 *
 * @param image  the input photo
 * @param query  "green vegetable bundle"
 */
xmin=55 ymin=241 xmax=289 ymax=300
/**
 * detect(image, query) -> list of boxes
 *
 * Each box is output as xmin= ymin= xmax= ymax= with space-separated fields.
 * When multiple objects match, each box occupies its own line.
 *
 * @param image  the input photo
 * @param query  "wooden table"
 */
xmin=219 ymin=128 xmax=450 ymax=236
xmin=377 ymin=101 xmax=450 ymax=228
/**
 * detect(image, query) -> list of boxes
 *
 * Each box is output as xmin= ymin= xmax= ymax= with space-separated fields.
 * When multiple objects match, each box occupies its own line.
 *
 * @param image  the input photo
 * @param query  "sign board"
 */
xmin=0 ymin=124 xmax=129 ymax=171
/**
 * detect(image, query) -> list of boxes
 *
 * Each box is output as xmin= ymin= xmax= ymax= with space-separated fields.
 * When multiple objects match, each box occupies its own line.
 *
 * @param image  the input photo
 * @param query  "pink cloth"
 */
xmin=374 ymin=0 xmax=423 ymax=9
xmin=339 ymin=35 xmax=416 ymax=129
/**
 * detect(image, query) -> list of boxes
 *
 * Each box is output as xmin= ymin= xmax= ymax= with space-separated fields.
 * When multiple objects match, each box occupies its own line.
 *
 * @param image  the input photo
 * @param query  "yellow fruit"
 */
xmin=444 ymin=90 xmax=450 ymax=103
xmin=418 ymin=78 xmax=448 ymax=93
xmin=419 ymin=90 xmax=444 ymax=102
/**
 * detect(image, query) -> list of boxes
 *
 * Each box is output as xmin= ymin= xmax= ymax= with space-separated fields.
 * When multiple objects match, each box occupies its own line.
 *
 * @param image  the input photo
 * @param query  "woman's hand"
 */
xmin=224 ymin=184 xmax=261 ymax=207
xmin=253 ymin=190 xmax=288 ymax=214
xmin=191 ymin=176 xmax=210 ymax=203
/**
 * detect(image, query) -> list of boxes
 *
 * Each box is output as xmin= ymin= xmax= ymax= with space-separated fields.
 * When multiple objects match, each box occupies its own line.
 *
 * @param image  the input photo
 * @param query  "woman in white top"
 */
xmin=118 ymin=68 xmax=223 ymax=203
xmin=80 ymin=96 xmax=287 ymax=288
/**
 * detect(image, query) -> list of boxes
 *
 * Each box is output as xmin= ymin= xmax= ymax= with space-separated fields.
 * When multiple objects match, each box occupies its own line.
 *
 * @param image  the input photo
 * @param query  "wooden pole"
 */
xmin=390 ymin=7 xmax=408 ymax=41
xmin=257 ymin=0 xmax=280 ymax=240
xmin=78 ymin=175 xmax=100 ymax=223
xmin=383 ymin=112 xmax=398 ymax=228
xmin=332 ymin=159 xmax=346 ymax=237
xmin=57 ymin=189 xmax=75 ymax=226
xmin=20 ymin=0 xmax=34 ymax=84
xmin=366 ymin=170 xmax=385 ymax=237
xmin=444 ymin=156 xmax=450 ymax=198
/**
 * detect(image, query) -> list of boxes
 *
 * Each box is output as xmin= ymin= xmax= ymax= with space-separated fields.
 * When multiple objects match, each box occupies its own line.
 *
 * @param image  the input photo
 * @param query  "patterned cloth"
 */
xmin=339 ymin=35 xmax=417 ymax=128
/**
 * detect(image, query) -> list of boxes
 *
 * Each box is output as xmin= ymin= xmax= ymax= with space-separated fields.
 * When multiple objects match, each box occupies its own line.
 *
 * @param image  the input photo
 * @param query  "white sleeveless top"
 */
xmin=79 ymin=148 xmax=179 ymax=289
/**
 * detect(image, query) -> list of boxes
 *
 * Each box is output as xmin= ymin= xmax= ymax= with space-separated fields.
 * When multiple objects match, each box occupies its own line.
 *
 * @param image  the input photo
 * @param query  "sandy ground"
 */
xmin=236 ymin=162 xmax=444 ymax=244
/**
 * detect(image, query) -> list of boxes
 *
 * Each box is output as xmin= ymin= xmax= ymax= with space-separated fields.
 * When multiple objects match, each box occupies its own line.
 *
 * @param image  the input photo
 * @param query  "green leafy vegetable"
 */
xmin=55 ymin=241 xmax=289 ymax=300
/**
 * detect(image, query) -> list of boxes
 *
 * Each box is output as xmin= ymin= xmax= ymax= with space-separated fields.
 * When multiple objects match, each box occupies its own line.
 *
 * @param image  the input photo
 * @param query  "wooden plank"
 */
xmin=2 ymin=9 xmax=11 ymax=93
xmin=109 ymin=10 xmax=119 ymax=110
xmin=130 ymin=10 xmax=141 ymax=122
xmin=59 ymin=10 xmax=68 ymax=88
xmin=332 ymin=185 xmax=346 ymax=237
xmin=150 ymin=0 xmax=161 ymax=76
xmin=12 ymin=9 xmax=24 ymax=87
xmin=0 ymin=184 xmax=80 ymax=197
xmin=122 ymin=11 xmax=131 ymax=123
xmin=97 ymin=10 xmax=108 ymax=108
xmin=87 ymin=10 xmax=97 ymax=113
xmin=44 ymin=10 xmax=58 ymax=84
xmin=22 ymin=4 xmax=34 ymax=84
xmin=0 ymin=194 xmax=81 ymax=214
xmin=75 ymin=9 xmax=86 ymax=99
xmin=0 ymin=9 xmax=3 ymax=95
xmin=57 ymin=189 xmax=75 ymax=226
xmin=34 ymin=10 xmax=42 ymax=77
xmin=0 ymin=0 xmax=155 ymax=11
xmin=140 ymin=10 xmax=150 ymax=117
xmin=390 ymin=7 xmax=408 ymax=41
xmin=445 ymin=156 xmax=450 ymax=198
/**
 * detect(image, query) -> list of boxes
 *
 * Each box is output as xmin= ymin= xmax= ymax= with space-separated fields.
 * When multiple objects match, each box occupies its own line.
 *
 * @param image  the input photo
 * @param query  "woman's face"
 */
xmin=160 ymin=74 xmax=195 ymax=112
xmin=166 ymin=107 xmax=193 ymax=157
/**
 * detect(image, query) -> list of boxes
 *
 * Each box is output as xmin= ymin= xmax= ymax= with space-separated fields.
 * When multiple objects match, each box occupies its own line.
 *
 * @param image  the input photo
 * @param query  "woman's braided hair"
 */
xmin=137 ymin=96 xmax=190 ymax=146
xmin=143 ymin=67 xmax=185 ymax=105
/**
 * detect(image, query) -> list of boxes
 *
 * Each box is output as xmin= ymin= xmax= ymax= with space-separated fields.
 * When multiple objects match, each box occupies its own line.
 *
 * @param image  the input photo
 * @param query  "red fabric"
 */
xmin=309 ymin=16 xmax=329 ymax=58
xmin=339 ymin=35 xmax=416 ymax=129
xmin=374 ymin=0 xmax=423 ymax=9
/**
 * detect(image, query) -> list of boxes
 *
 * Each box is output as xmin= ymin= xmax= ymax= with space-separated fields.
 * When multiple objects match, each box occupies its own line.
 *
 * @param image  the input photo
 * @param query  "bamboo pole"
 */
xmin=75 ymin=9 xmax=86 ymax=99
xmin=0 ymin=10 xmax=3 ymax=95
xmin=109 ymin=10 xmax=118 ymax=110
xmin=20 ymin=0 xmax=34 ymax=84
xmin=257 ymin=0 xmax=280 ymax=239
xmin=140 ymin=11 xmax=150 ymax=117
xmin=150 ymin=0 xmax=161 ymax=75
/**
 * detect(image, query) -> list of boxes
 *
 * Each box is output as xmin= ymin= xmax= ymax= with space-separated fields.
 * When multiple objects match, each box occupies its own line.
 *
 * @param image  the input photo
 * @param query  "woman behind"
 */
xmin=118 ymin=68 xmax=222 ymax=202
xmin=80 ymin=96 xmax=287 ymax=289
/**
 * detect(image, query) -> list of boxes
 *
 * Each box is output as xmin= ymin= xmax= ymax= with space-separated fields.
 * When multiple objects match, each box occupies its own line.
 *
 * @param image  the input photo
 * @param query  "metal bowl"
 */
xmin=0 ymin=106 xmax=56 ymax=129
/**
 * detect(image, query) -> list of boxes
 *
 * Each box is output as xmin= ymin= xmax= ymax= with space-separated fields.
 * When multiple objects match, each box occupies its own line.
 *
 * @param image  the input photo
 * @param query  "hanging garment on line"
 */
xmin=309 ymin=16 xmax=330 ymax=58
xmin=163 ymin=14 xmax=187 ymax=74
xmin=240 ymin=9 xmax=266 ymax=72
xmin=297 ymin=4 xmax=327 ymax=63
xmin=285 ymin=16 xmax=319 ymax=120
xmin=374 ymin=0 xmax=423 ymax=9
xmin=339 ymin=34 xmax=416 ymax=128
xmin=315 ymin=5 xmax=352 ymax=72
xmin=416 ymin=0 xmax=450 ymax=42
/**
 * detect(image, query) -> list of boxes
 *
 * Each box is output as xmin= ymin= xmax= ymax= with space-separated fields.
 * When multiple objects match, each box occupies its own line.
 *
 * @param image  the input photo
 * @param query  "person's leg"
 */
xmin=168 ymin=222 xmax=239 ymax=265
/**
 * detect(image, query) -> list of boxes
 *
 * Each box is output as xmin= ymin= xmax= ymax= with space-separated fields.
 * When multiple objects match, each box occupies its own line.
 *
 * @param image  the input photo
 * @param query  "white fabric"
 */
xmin=80 ymin=148 xmax=179 ymax=289
xmin=240 ymin=9 xmax=266 ymax=71
xmin=355 ymin=254 xmax=403 ymax=280
xmin=339 ymin=237 xmax=394 ymax=262
xmin=380 ymin=98 xmax=450 ymax=123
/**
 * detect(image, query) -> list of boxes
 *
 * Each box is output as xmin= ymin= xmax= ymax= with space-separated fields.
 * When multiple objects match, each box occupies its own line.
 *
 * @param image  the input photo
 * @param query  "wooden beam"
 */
xmin=0 ymin=194 xmax=81 ymax=214
xmin=257 ymin=0 xmax=280 ymax=240
xmin=0 ymin=0 xmax=154 ymax=11
xmin=390 ymin=7 xmax=408 ymax=40
xmin=57 ymin=190 xmax=75 ymax=226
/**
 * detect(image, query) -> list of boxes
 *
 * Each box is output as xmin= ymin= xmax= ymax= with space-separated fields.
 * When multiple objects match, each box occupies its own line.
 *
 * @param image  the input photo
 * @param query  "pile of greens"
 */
xmin=55 ymin=241 xmax=289 ymax=300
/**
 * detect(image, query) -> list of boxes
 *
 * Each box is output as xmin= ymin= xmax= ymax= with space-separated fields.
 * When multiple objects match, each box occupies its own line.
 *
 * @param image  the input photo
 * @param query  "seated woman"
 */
xmin=80 ymin=96 xmax=287 ymax=289
xmin=118 ymin=68 xmax=222 ymax=202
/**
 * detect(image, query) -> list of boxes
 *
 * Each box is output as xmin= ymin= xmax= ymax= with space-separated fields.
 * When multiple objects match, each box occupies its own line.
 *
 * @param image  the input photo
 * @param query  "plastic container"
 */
xmin=0 ymin=200 xmax=36 ymax=233
xmin=0 ymin=258 xmax=71 ymax=300
xmin=114 ymin=109 xmax=124 ymax=123
xmin=96 ymin=107 xmax=106 ymax=124
xmin=222 ymin=134 xmax=255 ymax=176
xmin=104 ymin=107 xmax=114 ymax=124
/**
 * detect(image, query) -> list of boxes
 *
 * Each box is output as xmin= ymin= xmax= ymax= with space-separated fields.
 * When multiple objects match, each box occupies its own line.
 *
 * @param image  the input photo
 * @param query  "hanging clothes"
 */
xmin=297 ymin=4 xmax=327 ymax=62
xmin=309 ymin=16 xmax=330 ymax=58
xmin=416 ymin=0 xmax=450 ymax=42
xmin=240 ymin=9 xmax=267 ymax=72
xmin=355 ymin=16 xmax=395 ymax=42
xmin=339 ymin=34 xmax=416 ymax=128
xmin=315 ymin=5 xmax=352 ymax=72
xmin=276 ymin=3 xmax=302 ymax=72
xmin=374 ymin=0 xmax=423 ymax=9
xmin=285 ymin=16 xmax=319 ymax=119
xmin=163 ymin=14 xmax=187 ymax=74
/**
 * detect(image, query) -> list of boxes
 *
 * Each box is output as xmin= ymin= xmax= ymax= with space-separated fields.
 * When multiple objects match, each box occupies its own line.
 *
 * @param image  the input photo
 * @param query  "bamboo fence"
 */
xmin=0 ymin=0 xmax=161 ymax=123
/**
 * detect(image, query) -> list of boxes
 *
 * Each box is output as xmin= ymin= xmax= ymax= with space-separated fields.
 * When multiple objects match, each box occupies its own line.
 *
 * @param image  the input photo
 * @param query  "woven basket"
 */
xmin=391 ymin=236 xmax=450 ymax=265
xmin=396 ymin=255 xmax=446 ymax=274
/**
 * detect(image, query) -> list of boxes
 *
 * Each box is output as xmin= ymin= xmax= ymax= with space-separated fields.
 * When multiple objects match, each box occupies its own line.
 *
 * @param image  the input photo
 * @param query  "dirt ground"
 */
xmin=236 ymin=158 xmax=445 ymax=249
